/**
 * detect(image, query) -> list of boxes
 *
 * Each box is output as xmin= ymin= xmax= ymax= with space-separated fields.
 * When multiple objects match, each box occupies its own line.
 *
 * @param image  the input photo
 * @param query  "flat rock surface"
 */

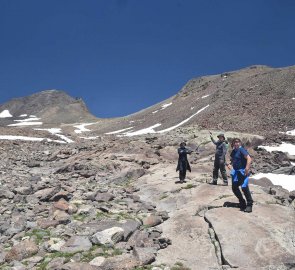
xmin=205 ymin=206 xmax=295 ymax=268
xmin=136 ymin=163 xmax=295 ymax=269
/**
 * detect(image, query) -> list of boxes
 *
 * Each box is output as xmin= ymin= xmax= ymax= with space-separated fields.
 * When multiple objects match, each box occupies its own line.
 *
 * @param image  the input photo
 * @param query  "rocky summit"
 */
xmin=0 ymin=65 xmax=295 ymax=270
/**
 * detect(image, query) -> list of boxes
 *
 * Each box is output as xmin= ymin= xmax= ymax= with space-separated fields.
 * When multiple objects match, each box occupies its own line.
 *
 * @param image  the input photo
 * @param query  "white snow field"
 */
xmin=252 ymin=173 xmax=295 ymax=192
xmin=0 ymin=110 xmax=13 ymax=118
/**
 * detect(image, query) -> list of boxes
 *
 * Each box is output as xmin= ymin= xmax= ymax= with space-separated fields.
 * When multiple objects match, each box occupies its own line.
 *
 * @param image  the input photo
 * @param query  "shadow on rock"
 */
xmin=223 ymin=201 xmax=240 ymax=208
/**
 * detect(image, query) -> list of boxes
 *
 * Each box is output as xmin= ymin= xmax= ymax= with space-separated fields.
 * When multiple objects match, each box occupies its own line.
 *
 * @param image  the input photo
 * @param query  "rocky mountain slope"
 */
xmin=0 ymin=90 xmax=97 ymax=125
xmin=70 ymin=65 xmax=295 ymax=137
xmin=0 ymin=65 xmax=295 ymax=270
xmin=0 ymin=65 xmax=294 ymax=137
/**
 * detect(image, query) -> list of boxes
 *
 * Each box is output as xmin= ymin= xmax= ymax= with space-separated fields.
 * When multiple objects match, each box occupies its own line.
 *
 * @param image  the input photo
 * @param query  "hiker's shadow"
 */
xmin=223 ymin=201 xmax=240 ymax=208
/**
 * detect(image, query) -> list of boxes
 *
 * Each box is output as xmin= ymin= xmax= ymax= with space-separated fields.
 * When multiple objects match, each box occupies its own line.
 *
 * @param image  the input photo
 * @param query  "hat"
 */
xmin=217 ymin=133 xmax=225 ymax=139
xmin=180 ymin=141 xmax=186 ymax=146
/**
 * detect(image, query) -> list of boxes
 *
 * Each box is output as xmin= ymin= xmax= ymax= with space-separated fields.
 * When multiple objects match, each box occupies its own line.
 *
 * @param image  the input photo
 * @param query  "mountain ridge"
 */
xmin=0 ymin=64 xmax=294 ymax=136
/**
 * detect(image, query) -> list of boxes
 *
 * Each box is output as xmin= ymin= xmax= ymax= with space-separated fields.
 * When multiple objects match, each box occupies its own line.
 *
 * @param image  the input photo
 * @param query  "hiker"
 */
xmin=209 ymin=132 xmax=228 ymax=185
xmin=227 ymin=138 xmax=253 ymax=213
xmin=176 ymin=142 xmax=192 ymax=183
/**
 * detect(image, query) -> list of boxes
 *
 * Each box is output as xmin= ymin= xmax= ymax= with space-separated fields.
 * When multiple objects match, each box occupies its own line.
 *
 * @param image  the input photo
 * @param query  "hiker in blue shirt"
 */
xmin=227 ymin=138 xmax=253 ymax=213
xmin=209 ymin=132 xmax=228 ymax=186
xmin=176 ymin=142 xmax=192 ymax=183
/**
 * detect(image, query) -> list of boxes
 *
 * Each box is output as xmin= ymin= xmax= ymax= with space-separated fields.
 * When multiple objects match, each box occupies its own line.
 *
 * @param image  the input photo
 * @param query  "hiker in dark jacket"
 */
xmin=176 ymin=142 xmax=192 ymax=183
xmin=210 ymin=132 xmax=228 ymax=185
xmin=227 ymin=138 xmax=253 ymax=213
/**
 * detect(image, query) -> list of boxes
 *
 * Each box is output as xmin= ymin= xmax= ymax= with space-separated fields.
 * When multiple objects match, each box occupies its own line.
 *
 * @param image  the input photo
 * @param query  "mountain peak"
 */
xmin=0 ymin=90 xmax=97 ymax=124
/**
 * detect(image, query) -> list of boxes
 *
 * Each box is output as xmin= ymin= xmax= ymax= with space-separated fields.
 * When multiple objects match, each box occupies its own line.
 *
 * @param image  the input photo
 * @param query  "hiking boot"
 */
xmin=221 ymin=181 xmax=228 ymax=186
xmin=209 ymin=180 xmax=217 ymax=185
xmin=239 ymin=200 xmax=246 ymax=211
xmin=244 ymin=206 xmax=252 ymax=213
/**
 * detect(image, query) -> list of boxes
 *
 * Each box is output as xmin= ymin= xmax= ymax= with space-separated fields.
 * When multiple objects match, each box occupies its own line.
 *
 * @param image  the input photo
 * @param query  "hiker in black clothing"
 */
xmin=210 ymin=132 xmax=228 ymax=185
xmin=176 ymin=142 xmax=192 ymax=183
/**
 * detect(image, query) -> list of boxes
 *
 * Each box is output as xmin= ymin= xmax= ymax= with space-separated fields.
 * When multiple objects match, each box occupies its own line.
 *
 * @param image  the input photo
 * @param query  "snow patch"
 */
xmin=0 ymin=110 xmax=13 ymax=118
xmin=201 ymin=95 xmax=210 ymax=99
xmin=285 ymin=129 xmax=295 ymax=136
xmin=161 ymin=102 xmax=172 ymax=109
xmin=124 ymin=123 xmax=161 ymax=136
xmin=292 ymin=98 xmax=295 ymax=100
xmin=55 ymin=134 xmax=74 ymax=143
xmin=19 ymin=114 xmax=28 ymax=117
xmin=114 ymin=104 xmax=209 ymax=137
xmin=79 ymin=136 xmax=99 ymax=140
xmin=252 ymin=173 xmax=295 ymax=192
xmin=152 ymin=110 xmax=158 ymax=114
xmin=8 ymin=122 xmax=43 ymax=126
xmin=190 ymin=107 xmax=194 ymax=110
xmin=35 ymin=128 xmax=74 ymax=143
xmin=157 ymin=105 xmax=209 ymax=133
xmin=105 ymin=127 xmax=134 ymax=135
xmin=74 ymin=123 xmax=95 ymax=134
xmin=258 ymin=142 xmax=295 ymax=156
xmin=34 ymin=128 xmax=62 ymax=134
xmin=14 ymin=117 xmax=41 ymax=122
xmin=0 ymin=135 xmax=65 ymax=144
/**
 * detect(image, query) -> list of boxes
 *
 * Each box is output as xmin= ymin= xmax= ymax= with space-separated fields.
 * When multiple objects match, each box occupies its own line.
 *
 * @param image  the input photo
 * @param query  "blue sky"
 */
xmin=1 ymin=0 xmax=295 ymax=117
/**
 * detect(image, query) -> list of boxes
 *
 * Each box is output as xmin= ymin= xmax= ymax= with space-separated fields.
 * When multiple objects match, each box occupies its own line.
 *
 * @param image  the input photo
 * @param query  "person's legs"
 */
xmin=183 ymin=169 xmax=187 ymax=182
xmin=212 ymin=159 xmax=219 ymax=184
xmin=219 ymin=159 xmax=228 ymax=185
xmin=242 ymin=186 xmax=253 ymax=212
xmin=179 ymin=170 xmax=186 ymax=182
xmin=237 ymin=171 xmax=253 ymax=212
xmin=232 ymin=180 xmax=246 ymax=210
xmin=179 ymin=171 xmax=184 ymax=181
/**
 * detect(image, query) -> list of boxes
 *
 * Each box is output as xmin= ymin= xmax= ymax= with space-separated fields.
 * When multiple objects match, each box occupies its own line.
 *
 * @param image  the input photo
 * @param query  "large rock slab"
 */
xmin=61 ymin=236 xmax=92 ymax=253
xmin=100 ymin=254 xmax=139 ymax=270
xmin=34 ymin=186 xmax=60 ymax=201
xmin=5 ymin=240 xmax=38 ymax=262
xmin=91 ymin=227 xmax=124 ymax=245
xmin=61 ymin=262 xmax=99 ymax=270
xmin=205 ymin=205 xmax=295 ymax=268
xmin=154 ymin=212 xmax=219 ymax=269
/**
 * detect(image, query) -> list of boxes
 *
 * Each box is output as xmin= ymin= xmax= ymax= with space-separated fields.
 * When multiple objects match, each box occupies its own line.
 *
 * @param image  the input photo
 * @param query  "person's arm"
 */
xmin=186 ymin=148 xmax=193 ymax=154
xmin=222 ymin=143 xmax=227 ymax=159
xmin=244 ymin=155 xmax=252 ymax=176
xmin=226 ymin=151 xmax=233 ymax=169
xmin=210 ymin=136 xmax=217 ymax=145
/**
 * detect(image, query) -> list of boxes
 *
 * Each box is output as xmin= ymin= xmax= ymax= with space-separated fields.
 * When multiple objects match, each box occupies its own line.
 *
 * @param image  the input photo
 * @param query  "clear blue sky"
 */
xmin=1 ymin=0 xmax=295 ymax=117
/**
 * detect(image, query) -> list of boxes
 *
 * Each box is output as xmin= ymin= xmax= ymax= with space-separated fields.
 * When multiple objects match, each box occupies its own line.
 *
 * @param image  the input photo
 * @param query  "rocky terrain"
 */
xmin=0 ymin=126 xmax=294 ymax=270
xmin=0 ymin=65 xmax=295 ymax=269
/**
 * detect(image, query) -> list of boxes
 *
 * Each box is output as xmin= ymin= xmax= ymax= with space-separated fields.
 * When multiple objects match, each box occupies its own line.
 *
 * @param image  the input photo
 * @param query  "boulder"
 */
xmin=5 ymin=240 xmax=38 ymax=262
xmin=0 ymin=189 xmax=15 ymax=199
xmin=37 ymin=218 xmax=60 ymax=229
xmin=53 ymin=198 xmax=70 ymax=211
xmin=34 ymin=186 xmax=60 ymax=201
xmin=61 ymin=262 xmax=98 ymax=270
xmin=91 ymin=227 xmax=124 ymax=245
xmin=143 ymin=215 xmax=163 ymax=227
xmin=94 ymin=192 xmax=114 ymax=202
xmin=99 ymin=254 xmax=139 ymax=270
xmin=61 ymin=236 xmax=92 ymax=253
xmin=89 ymin=256 xmax=105 ymax=267
xmin=133 ymin=247 xmax=156 ymax=265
